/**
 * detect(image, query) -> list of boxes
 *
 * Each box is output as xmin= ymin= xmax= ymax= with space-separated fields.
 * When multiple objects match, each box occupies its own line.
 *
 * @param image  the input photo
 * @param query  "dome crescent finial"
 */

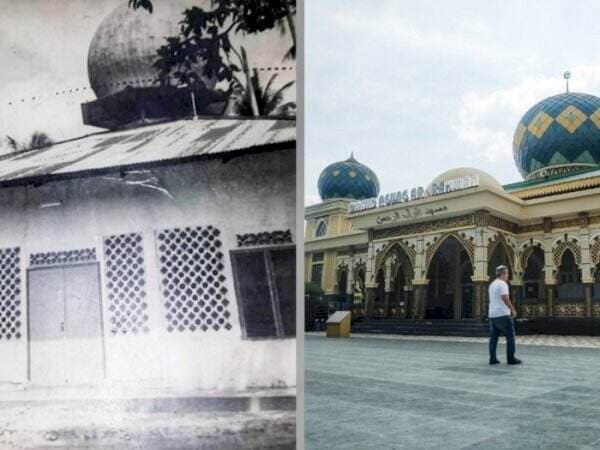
xmin=564 ymin=70 xmax=571 ymax=93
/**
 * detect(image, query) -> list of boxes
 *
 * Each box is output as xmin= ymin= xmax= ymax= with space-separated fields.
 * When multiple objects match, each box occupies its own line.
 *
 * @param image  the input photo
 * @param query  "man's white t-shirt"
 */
xmin=488 ymin=279 xmax=511 ymax=318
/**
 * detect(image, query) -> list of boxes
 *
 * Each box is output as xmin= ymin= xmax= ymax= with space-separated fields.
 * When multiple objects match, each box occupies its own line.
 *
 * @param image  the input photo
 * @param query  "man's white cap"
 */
xmin=495 ymin=265 xmax=508 ymax=276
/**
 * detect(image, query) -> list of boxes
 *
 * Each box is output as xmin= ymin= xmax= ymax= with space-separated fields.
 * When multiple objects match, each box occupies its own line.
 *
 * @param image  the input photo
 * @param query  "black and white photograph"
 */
xmin=0 ymin=1 xmax=296 ymax=448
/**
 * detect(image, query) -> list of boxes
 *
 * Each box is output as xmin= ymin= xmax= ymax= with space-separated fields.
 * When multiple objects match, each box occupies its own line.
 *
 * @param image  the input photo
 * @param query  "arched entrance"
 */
xmin=594 ymin=265 xmax=600 ymax=300
xmin=488 ymin=242 xmax=513 ymax=280
xmin=426 ymin=236 xmax=473 ymax=319
xmin=374 ymin=243 xmax=415 ymax=318
xmin=556 ymin=249 xmax=583 ymax=301
xmin=522 ymin=246 xmax=545 ymax=307
xmin=336 ymin=267 xmax=349 ymax=310
xmin=391 ymin=265 xmax=407 ymax=317
xmin=373 ymin=269 xmax=386 ymax=316
xmin=352 ymin=266 xmax=366 ymax=305
xmin=337 ymin=269 xmax=348 ymax=295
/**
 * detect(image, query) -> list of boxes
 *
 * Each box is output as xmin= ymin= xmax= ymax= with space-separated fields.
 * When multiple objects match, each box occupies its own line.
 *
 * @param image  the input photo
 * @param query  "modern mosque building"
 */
xmin=305 ymin=89 xmax=600 ymax=332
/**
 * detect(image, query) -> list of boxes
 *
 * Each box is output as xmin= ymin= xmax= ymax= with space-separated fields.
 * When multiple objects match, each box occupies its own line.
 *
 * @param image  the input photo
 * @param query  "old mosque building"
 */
xmin=306 ymin=84 xmax=600 ymax=331
xmin=0 ymin=0 xmax=296 ymax=389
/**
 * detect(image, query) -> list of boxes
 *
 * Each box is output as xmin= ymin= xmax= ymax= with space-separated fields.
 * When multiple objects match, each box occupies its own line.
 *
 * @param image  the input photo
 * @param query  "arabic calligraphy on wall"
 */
xmin=376 ymin=206 xmax=448 ymax=225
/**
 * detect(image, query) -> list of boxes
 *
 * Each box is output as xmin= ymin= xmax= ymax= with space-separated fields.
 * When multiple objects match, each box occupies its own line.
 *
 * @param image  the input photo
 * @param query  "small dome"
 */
xmin=427 ymin=167 xmax=502 ymax=193
xmin=318 ymin=154 xmax=380 ymax=201
xmin=513 ymin=92 xmax=600 ymax=179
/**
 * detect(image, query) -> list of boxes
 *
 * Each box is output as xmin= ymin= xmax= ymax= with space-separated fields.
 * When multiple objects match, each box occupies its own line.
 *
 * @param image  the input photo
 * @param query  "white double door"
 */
xmin=28 ymin=263 xmax=105 ymax=385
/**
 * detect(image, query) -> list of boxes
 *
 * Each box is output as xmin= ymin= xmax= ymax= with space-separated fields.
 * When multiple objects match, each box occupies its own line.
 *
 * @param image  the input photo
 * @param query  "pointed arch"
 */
xmin=556 ymin=246 xmax=583 ymax=301
xmin=590 ymin=234 xmax=600 ymax=266
xmin=315 ymin=219 xmax=328 ymax=238
xmin=424 ymin=234 xmax=474 ymax=319
xmin=552 ymin=239 xmax=581 ymax=268
xmin=488 ymin=235 xmax=514 ymax=279
xmin=425 ymin=232 xmax=474 ymax=274
xmin=521 ymin=245 xmax=545 ymax=304
xmin=487 ymin=233 xmax=515 ymax=271
xmin=375 ymin=240 xmax=416 ymax=273
xmin=519 ymin=240 xmax=545 ymax=273
xmin=335 ymin=263 xmax=349 ymax=295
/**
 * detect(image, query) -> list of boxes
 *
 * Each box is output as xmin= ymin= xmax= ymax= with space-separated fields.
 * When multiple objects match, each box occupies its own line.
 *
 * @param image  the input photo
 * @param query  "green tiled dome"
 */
xmin=513 ymin=92 xmax=600 ymax=180
xmin=318 ymin=154 xmax=380 ymax=201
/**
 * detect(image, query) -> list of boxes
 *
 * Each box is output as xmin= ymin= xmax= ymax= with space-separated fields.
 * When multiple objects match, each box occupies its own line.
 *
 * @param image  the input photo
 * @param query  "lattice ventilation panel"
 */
xmin=104 ymin=233 xmax=149 ymax=334
xmin=0 ymin=248 xmax=21 ymax=340
xmin=156 ymin=226 xmax=232 ymax=332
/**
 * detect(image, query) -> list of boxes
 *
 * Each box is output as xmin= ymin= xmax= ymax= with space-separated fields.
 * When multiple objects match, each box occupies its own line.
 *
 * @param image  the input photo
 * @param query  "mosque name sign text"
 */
xmin=348 ymin=175 xmax=480 ymax=214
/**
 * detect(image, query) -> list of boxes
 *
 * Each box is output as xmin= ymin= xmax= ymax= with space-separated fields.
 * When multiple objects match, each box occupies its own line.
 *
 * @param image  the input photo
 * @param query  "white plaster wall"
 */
xmin=0 ymin=148 xmax=296 ymax=390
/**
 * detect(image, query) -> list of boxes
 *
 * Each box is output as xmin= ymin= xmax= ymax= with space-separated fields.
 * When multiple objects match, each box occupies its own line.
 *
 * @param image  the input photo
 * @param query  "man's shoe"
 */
xmin=489 ymin=359 xmax=500 ymax=365
xmin=507 ymin=358 xmax=522 ymax=365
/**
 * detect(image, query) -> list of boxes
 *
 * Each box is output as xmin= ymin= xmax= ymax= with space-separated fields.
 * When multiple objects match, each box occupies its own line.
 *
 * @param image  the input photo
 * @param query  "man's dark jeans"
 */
xmin=489 ymin=315 xmax=516 ymax=363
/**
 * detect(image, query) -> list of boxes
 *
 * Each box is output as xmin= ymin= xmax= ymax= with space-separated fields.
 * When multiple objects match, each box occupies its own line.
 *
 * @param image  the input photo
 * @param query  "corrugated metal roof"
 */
xmin=0 ymin=118 xmax=295 ymax=185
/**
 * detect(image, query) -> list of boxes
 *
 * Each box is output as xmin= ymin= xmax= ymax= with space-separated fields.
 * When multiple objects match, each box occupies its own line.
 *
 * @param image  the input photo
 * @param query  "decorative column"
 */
xmin=579 ymin=213 xmax=593 ymax=317
xmin=365 ymin=231 xmax=377 ymax=315
xmin=404 ymin=285 xmax=413 ymax=319
xmin=585 ymin=283 xmax=593 ymax=317
xmin=472 ymin=282 xmax=488 ymax=319
xmin=510 ymin=282 xmax=522 ymax=315
xmin=510 ymin=273 xmax=523 ymax=316
xmin=323 ymin=251 xmax=337 ymax=295
xmin=384 ymin=257 xmax=393 ymax=316
xmin=545 ymin=285 xmax=555 ymax=316
xmin=411 ymin=235 xmax=428 ymax=319
xmin=471 ymin=214 xmax=490 ymax=319
xmin=346 ymin=255 xmax=354 ymax=297
xmin=412 ymin=282 xmax=428 ymax=319
xmin=543 ymin=218 xmax=555 ymax=317
xmin=452 ymin=247 xmax=462 ymax=320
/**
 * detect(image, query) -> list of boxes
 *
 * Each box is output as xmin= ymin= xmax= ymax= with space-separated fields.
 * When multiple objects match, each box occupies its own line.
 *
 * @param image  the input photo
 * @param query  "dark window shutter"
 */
xmin=270 ymin=247 xmax=296 ymax=336
xmin=231 ymin=251 xmax=277 ymax=338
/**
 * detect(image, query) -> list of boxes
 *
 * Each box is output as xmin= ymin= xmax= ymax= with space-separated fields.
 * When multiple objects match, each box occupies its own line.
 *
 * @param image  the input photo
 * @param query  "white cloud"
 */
xmin=329 ymin=7 xmax=505 ymax=63
xmin=453 ymin=65 xmax=600 ymax=164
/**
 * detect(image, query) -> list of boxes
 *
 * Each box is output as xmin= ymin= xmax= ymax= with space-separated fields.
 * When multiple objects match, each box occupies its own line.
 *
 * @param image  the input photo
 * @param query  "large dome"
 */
xmin=88 ymin=0 xmax=295 ymax=101
xmin=318 ymin=155 xmax=380 ymax=201
xmin=513 ymin=92 xmax=600 ymax=180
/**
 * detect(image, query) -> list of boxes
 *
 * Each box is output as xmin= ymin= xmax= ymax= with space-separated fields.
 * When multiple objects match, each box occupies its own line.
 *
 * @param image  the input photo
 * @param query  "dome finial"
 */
xmin=564 ymin=70 xmax=571 ymax=93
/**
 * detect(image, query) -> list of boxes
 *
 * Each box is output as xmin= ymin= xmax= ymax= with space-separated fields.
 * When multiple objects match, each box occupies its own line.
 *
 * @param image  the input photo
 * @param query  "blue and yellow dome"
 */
xmin=318 ymin=154 xmax=380 ymax=200
xmin=513 ymin=92 xmax=600 ymax=179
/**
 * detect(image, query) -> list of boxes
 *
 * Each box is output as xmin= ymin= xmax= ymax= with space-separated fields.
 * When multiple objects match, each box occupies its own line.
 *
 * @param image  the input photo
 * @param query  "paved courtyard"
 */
xmin=306 ymin=334 xmax=600 ymax=449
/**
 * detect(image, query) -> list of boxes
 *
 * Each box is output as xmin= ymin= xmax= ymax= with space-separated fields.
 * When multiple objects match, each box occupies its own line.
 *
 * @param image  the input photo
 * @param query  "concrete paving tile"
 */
xmin=306 ymin=335 xmax=600 ymax=449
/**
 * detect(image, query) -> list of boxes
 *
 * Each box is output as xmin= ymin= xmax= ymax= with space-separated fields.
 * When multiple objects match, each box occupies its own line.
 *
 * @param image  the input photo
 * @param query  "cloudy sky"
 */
xmin=0 ymin=0 xmax=122 ymax=151
xmin=305 ymin=0 xmax=600 ymax=205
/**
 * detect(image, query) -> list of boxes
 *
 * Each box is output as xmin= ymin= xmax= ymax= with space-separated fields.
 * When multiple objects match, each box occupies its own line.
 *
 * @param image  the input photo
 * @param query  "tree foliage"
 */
xmin=6 ymin=132 xmax=53 ymax=152
xmin=235 ymin=69 xmax=295 ymax=116
xmin=129 ymin=0 xmax=296 ymax=116
xmin=305 ymin=282 xmax=324 ymax=298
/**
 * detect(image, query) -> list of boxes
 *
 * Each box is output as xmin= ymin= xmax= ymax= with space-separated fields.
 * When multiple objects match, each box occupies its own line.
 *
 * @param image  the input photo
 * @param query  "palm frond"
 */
xmin=6 ymin=136 xmax=18 ymax=152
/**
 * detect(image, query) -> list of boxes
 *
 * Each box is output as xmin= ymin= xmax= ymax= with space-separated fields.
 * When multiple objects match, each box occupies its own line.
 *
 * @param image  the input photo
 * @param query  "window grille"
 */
xmin=0 ymin=248 xmax=21 ymax=340
xmin=30 ymin=248 xmax=96 ymax=267
xmin=156 ymin=226 xmax=232 ymax=332
xmin=104 ymin=233 xmax=149 ymax=334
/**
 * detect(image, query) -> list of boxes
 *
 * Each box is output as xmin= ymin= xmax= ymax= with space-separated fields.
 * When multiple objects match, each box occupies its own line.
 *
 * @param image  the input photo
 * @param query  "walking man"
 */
xmin=488 ymin=265 xmax=522 ymax=365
